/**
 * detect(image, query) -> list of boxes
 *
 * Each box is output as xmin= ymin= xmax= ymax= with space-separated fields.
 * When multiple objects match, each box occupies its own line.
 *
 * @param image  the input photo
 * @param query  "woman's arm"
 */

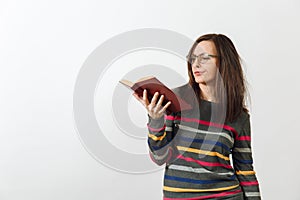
xmin=232 ymin=115 xmax=261 ymax=199
xmin=133 ymin=89 xmax=177 ymax=166
xmin=147 ymin=113 xmax=178 ymax=166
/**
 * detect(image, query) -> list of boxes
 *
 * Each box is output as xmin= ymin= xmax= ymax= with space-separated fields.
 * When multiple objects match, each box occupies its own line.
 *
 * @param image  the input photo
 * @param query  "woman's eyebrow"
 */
xmin=191 ymin=52 xmax=208 ymax=56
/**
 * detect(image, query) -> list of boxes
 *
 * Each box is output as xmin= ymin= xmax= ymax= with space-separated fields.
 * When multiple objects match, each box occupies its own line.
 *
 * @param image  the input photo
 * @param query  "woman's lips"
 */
xmin=194 ymin=71 xmax=205 ymax=75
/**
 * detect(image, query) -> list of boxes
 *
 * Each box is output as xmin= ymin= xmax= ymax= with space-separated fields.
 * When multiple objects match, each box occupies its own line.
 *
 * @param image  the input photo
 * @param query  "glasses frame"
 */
xmin=186 ymin=53 xmax=218 ymax=65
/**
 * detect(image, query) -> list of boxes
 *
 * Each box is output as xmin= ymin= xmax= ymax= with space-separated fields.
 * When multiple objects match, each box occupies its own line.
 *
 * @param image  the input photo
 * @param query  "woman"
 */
xmin=133 ymin=34 xmax=261 ymax=199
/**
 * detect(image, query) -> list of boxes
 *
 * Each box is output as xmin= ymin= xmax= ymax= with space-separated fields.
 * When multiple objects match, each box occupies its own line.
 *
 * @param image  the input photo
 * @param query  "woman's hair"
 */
xmin=186 ymin=33 xmax=249 ymax=123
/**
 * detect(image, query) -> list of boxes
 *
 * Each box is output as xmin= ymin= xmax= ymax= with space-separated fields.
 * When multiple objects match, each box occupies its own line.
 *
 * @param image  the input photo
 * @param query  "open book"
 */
xmin=119 ymin=76 xmax=192 ymax=113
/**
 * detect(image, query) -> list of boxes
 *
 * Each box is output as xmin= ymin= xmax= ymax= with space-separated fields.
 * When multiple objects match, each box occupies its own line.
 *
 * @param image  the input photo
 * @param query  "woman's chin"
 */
xmin=194 ymin=78 xmax=206 ymax=84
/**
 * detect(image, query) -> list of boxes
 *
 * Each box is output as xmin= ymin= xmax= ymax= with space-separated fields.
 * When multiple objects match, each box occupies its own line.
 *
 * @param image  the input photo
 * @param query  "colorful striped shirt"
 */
xmin=147 ymin=85 xmax=261 ymax=200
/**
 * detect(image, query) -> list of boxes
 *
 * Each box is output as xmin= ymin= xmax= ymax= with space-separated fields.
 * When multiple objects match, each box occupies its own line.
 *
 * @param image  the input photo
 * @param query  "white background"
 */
xmin=1 ymin=0 xmax=300 ymax=199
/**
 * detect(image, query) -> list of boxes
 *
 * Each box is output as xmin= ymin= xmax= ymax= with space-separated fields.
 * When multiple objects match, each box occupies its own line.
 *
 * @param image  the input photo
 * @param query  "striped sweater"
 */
xmin=147 ymin=86 xmax=261 ymax=199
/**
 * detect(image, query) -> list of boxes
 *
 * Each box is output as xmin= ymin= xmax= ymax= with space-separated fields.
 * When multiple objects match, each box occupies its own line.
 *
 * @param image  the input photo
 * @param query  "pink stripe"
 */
xmin=237 ymin=136 xmax=251 ymax=141
xmin=177 ymin=155 xmax=232 ymax=169
xmin=165 ymin=115 xmax=238 ymax=139
xmin=165 ymin=115 xmax=175 ymax=120
xmin=240 ymin=181 xmax=259 ymax=186
xmin=147 ymin=124 xmax=166 ymax=132
xmin=163 ymin=189 xmax=242 ymax=200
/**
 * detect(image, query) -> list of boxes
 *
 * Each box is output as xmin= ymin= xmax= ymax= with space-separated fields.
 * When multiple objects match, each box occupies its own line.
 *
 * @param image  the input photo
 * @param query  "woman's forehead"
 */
xmin=193 ymin=40 xmax=217 ymax=55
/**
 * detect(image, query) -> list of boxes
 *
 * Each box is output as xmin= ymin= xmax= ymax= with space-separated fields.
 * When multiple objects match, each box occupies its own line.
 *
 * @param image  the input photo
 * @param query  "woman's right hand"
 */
xmin=132 ymin=89 xmax=172 ymax=119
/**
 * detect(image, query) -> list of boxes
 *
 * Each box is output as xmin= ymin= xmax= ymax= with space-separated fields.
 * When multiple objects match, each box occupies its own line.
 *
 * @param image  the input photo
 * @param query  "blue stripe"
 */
xmin=149 ymin=135 xmax=231 ymax=152
xmin=148 ymin=136 xmax=174 ymax=151
xmin=164 ymin=175 xmax=236 ymax=184
xmin=234 ymin=158 xmax=253 ymax=164
xmin=178 ymin=135 xmax=231 ymax=152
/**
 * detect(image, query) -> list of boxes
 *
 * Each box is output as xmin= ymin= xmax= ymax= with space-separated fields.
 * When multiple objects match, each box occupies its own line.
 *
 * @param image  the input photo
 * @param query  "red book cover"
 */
xmin=119 ymin=76 xmax=192 ymax=113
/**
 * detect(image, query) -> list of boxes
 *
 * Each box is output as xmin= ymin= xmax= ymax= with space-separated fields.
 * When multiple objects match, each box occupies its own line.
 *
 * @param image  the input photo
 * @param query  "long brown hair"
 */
xmin=186 ymin=33 xmax=249 ymax=123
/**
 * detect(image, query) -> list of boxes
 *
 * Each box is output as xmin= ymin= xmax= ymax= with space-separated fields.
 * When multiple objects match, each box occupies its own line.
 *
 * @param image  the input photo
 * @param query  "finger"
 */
xmin=153 ymin=94 xmax=164 ymax=113
xmin=132 ymin=92 xmax=140 ymax=100
xmin=160 ymin=101 xmax=172 ymax=113
xmin=132 ymin=92 xmax=146 ymax=107
xmin=150 ymin=92 xmax=159 ymax=106
xmin=143 ymin=89 xmax=150 ymax=105
xmin=156 ymin=94 xmax=165 ymax=107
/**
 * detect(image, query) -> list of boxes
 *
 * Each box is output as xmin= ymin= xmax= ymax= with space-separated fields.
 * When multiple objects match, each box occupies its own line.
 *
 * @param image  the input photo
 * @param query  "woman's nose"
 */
xmin=192 ymin=62 xmax=201 ymax=68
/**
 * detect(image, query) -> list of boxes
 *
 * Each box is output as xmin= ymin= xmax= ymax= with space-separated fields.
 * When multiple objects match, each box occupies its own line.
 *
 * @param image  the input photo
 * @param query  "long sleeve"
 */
xmin=232 ymin=115 xmax=261 ymax=199
xmin=147 ymin=112 xmax=179 ymax=166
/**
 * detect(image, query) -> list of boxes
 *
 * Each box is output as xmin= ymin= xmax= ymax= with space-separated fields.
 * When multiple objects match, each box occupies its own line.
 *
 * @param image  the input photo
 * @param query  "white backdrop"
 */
xmin=1 ymin=0 xmax=300 ymax=199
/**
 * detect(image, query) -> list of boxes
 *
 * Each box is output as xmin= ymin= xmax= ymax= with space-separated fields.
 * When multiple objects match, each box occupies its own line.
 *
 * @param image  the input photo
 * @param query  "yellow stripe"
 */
xmin=164 ymin=184 xmax=239 ymax=192
xmin=236 ymin=170 xmax=256 ymax=175
xmin=177 ymin=146 xmax=230 ymax=161
xmin=148 ymin=132 xmax=166 ymax=141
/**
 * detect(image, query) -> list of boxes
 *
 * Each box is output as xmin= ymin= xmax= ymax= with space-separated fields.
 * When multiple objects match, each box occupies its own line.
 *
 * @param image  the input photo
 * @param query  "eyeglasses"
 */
xmin=186 ymin=53 xmax=218 ymax=65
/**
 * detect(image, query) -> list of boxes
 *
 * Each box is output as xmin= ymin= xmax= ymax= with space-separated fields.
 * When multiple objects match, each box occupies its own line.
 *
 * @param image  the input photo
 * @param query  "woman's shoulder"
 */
xmin=226 ymin=109 xmax=250 ymax=131
xmin=171 ymin=83 xmax=192 ymax=96
xmin=171 ymin=83 xmax=198 ymax=106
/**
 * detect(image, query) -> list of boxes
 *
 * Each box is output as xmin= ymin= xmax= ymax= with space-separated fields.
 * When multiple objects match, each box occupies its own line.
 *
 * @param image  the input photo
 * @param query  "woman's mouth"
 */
xmin=194 ymin=71 xmax=205 ymax=76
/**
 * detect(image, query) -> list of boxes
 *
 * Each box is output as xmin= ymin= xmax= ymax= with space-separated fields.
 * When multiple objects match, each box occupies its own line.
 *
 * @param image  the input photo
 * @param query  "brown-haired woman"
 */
xmin=133 ymin=34 xmax=261 ymax=200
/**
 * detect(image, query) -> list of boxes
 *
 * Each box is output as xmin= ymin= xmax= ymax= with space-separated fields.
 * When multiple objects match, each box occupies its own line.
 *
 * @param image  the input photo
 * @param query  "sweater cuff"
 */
xmin=147 ymin=114 xmax=165 ymax=129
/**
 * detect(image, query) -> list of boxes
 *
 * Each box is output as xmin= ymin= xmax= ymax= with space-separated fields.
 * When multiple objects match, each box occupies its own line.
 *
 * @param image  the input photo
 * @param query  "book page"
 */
xmin=136 ymin=76 xmax=155 ymax=82
xmin=119 ymin=79 xmax=134 ymax=88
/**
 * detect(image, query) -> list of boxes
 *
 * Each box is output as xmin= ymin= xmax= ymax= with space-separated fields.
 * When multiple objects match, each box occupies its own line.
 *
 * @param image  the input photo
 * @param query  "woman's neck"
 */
xmin=199 ymin=83 xmax=217 ymax=102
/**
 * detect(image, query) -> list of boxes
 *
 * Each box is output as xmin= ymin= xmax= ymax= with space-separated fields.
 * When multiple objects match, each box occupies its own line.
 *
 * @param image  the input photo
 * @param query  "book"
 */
xmin=119 ymin=76 xmax=192 ymax=114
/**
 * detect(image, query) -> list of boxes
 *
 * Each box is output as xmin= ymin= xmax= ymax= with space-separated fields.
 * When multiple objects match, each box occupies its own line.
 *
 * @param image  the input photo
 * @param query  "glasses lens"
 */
xmin=199 ymin=55 xmax=210 ymax=64
xmin=187 ymin=55 xmax=196 ymax=64
xmin=188 ymin=54 xmax=214 ymax=65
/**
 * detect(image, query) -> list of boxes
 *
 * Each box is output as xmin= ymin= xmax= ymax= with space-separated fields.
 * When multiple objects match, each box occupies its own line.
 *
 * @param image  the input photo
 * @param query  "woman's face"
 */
xmin=191 ymin=40 xmax=218 ymax=85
